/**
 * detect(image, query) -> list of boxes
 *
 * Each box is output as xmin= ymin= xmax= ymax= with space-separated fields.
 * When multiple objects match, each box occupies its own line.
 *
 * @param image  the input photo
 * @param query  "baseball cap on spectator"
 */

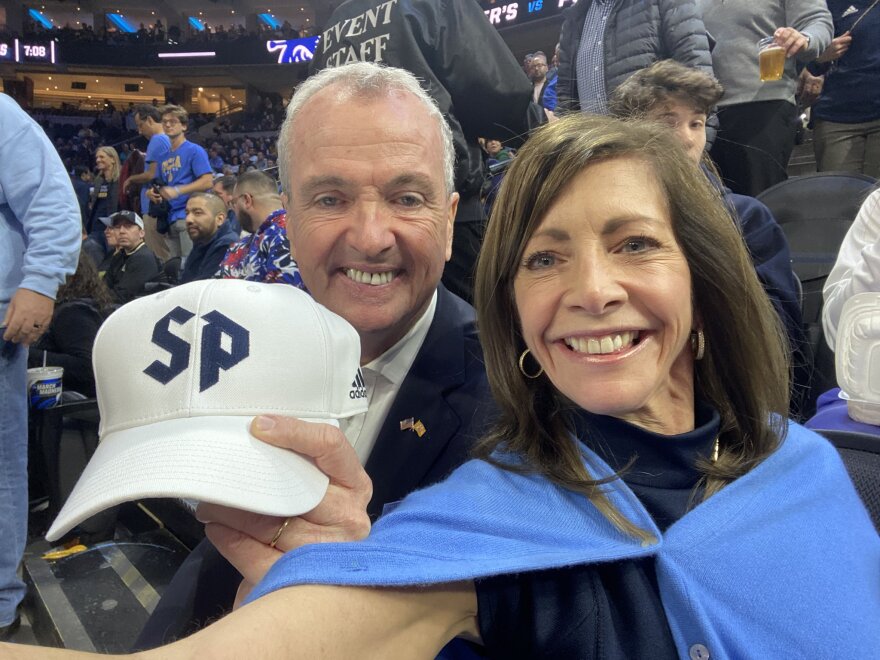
xmin=101 ymin=210 xmax=144 ymax=229
xmin=46 ymin=279 xmax=368 ymax=541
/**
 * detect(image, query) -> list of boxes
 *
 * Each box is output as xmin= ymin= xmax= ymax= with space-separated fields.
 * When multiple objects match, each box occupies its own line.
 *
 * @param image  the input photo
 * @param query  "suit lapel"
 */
xmin=365 ymin=287 xmax=467 ymax=516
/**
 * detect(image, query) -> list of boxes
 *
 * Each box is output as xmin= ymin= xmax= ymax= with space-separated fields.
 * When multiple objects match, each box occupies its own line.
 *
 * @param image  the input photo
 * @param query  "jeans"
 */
xmin=813 ymin=117 xmax=880 ymax=179
xmin=0 ymin=342 xmax=27 ymax=625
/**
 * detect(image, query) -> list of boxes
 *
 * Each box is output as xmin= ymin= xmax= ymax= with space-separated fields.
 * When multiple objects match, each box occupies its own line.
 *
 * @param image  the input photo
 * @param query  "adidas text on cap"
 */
xmin=47 ymin=280 xmax=368 ymax=542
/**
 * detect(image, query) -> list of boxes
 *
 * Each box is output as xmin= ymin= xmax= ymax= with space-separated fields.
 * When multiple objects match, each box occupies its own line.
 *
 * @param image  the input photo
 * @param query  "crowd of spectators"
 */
xmin=12 ymin=15 xmax=313 ymax=48
xmin=28 ymin=99 xmax=277 ymax=179
xmin=3 ymin=0 xmax=880 ymax=650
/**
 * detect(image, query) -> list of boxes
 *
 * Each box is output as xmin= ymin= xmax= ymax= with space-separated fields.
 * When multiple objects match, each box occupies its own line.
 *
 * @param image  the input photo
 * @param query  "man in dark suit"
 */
xmin=134 ymin=62 xmax=493 ymax=648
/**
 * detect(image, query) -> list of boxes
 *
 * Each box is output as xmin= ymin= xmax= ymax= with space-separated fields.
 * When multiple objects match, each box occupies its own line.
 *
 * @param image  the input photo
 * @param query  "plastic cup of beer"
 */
xmin=758 ymin=37 xmax=786 ymax=82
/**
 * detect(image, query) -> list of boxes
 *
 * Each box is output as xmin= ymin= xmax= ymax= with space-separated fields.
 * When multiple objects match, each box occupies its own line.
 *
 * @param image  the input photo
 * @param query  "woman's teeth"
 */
xmin=564 ymin=331 xmax=639 ymax=355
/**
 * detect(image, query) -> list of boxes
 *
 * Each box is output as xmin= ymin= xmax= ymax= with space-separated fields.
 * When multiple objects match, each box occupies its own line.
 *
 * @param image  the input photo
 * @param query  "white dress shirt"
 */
xmin=340 ymin=291 xmax=438 ymax=465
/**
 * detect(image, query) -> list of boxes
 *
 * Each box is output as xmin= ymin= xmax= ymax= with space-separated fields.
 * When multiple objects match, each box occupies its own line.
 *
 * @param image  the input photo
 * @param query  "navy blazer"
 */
xmin=134 ymin=286 xmax=494 ymax=649
xmin=365 ymin=285 xmax=495 ymax=516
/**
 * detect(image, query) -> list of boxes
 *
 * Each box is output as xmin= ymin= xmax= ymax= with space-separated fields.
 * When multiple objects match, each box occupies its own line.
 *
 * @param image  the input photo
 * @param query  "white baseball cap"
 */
xmin=835 ymin=292 xmax=880 ymax=425
xmin=47 ymin=280 xmax=368 ymax=542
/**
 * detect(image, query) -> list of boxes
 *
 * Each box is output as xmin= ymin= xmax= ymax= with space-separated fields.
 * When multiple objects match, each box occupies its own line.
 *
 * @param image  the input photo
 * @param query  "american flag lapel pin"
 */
xmin=399 ymin=418 xmax=426 ymax=437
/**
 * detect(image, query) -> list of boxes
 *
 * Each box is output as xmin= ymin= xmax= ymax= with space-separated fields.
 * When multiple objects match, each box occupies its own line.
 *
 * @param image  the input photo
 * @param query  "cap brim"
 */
xmin=46 ymin=415 xmax=335 ymax=542
xmin=98 ymin=216 xmax=113 ymax=226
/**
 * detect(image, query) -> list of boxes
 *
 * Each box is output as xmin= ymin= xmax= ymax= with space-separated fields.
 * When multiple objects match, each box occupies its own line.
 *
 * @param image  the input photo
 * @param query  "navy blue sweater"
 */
xmin=476 ymin=404 xmax=719 ymax=660
xmin=808 ymin=0 xmax=880 ymax=124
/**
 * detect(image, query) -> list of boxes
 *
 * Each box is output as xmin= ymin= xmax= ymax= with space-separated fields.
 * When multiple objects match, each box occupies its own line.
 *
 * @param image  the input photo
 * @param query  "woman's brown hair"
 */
xmin=57 ymin=250 xmax=114 ymax=314
xmin=473 ymin=114 xmax=790 ymax=541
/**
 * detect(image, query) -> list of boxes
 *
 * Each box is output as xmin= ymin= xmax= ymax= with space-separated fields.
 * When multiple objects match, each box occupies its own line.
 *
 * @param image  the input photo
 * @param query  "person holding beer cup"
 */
xmin=697 ymin=0 xmax=833 ymax=197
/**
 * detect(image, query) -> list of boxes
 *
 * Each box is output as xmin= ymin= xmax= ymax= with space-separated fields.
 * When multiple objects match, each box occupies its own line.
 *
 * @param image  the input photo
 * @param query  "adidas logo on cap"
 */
xmin=350 ymin=369 xmax=367 ymax=400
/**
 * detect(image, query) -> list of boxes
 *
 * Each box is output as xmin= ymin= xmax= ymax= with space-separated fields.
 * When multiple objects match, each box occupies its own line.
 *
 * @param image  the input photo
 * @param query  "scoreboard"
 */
xmin=480 ymin=0 xmax=577 ymax=28
xmin=0 ymin=39 xmax=57 ymax=64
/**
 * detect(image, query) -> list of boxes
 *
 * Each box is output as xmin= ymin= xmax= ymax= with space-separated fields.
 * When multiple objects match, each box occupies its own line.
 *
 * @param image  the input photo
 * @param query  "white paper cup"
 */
xmin=27 ymin=366 xmax=64 ymax=409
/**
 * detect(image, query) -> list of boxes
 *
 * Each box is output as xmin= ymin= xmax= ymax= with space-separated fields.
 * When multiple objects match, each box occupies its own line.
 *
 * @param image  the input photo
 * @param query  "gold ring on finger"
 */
xmin=269 ymin=517 xmax=291 ymax=549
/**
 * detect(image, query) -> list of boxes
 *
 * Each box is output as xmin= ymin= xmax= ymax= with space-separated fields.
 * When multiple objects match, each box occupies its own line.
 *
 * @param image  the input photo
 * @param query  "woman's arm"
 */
xmin=1 ymin=582 xmax=479 ymax=659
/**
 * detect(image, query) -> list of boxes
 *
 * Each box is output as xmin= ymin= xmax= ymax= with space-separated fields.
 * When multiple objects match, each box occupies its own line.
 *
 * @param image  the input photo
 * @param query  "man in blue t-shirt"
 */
xmin=147 ymin=105 xmax=213 ymax=262
xmin=123 ymin=104 xmax=172 ymax=261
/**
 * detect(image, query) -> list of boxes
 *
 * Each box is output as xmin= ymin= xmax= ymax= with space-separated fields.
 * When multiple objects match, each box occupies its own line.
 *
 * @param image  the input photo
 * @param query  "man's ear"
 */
xmin=445 ymin=192 xmax=459 ymax=262
xmin=281 ymin=191 xmax=289 ymax=209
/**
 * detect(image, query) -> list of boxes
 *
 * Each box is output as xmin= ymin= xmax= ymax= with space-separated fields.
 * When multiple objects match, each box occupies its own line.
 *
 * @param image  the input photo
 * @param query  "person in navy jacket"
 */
xmin=179 ymin=193 xmax=239 ymax=284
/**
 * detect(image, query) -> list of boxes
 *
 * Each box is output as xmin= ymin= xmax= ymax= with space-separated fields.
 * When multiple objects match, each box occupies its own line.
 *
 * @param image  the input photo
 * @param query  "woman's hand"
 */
xmin=198 ymin=415 xmax=373 ymax=606
xmin=817 ymin=32 xmax=852 ymax=63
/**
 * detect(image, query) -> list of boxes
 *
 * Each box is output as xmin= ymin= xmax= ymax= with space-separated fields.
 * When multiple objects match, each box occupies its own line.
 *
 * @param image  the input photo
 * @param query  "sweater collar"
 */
xmin=572 ymin=401 xmax=720 ymax=490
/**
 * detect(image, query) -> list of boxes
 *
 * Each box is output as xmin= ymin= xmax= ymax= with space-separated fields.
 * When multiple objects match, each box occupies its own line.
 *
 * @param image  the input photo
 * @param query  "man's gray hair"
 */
xmin=277 ymin=62 xmax=455 ymax=198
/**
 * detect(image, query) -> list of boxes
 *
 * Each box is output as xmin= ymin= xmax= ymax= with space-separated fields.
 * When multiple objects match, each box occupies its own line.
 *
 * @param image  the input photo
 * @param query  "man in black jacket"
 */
xmin=179 ymin=193 xmax=238 ymax=283
xmin=102 ymin=210 xmax=159 ymax=303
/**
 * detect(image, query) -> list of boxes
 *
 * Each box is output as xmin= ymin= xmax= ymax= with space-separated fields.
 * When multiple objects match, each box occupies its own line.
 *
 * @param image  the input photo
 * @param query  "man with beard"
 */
xmin=216 ymin=170 xmax=303 ymax=287
xmin=528 ymin=50 xmax=557 ymax=120
xmin=179 ymin=193 xmax=239 ymax=283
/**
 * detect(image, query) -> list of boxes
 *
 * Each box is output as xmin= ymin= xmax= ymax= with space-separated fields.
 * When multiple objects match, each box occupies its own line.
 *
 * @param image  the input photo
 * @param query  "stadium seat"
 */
xmin=757 ymin=172 xmax=878 ymax=414
xmin=817 ymin=429 xmax=880 ymax=533
xmin=757 ymin=172 xmax=877 ymax=326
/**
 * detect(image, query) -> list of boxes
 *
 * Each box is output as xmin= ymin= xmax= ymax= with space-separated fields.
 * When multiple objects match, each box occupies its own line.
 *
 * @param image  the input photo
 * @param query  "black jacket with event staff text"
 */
xmin=309 ymin=0 xmax=538 ymax=222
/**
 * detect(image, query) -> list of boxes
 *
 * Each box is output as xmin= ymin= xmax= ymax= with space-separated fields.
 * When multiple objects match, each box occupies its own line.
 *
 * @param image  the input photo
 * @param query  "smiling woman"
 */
xmin=475 ymin=114 xmax=792 ymax=519
xmin=512 ymin=158 xmax=695 ymax=436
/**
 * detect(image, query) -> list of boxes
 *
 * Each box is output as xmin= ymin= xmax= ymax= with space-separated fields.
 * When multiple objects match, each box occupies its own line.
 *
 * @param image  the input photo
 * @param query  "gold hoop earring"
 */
xmin=691 ymin=329 xmax=705 ymax=361
xmin=518 ymin=348 xmax=544 ymax=379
